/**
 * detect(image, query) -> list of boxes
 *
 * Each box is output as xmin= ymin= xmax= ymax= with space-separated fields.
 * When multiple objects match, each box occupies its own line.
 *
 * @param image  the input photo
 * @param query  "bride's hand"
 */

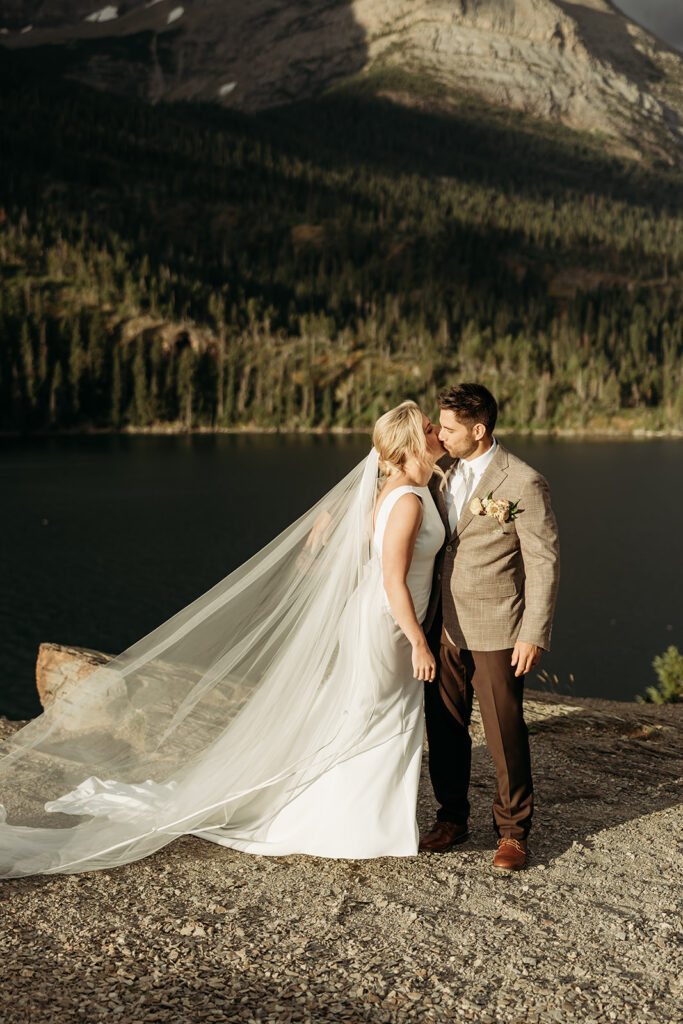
xmin=412 ymin=639 xmax=436 ymax=682
xmin=296 ymin=509 xmax=334 ymax=573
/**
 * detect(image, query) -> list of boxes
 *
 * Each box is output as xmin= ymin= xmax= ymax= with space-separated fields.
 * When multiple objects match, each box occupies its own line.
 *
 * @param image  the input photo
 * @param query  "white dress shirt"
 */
xmin=445 ymin=437 xmax=498 ymax=533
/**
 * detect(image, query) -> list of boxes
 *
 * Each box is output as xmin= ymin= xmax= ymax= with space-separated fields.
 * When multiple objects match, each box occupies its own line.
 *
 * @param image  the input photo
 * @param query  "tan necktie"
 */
xmin=448 ymin=463 xmax=472 ymax=532
xmin=461 ymin=462 xmax=475 ymax=511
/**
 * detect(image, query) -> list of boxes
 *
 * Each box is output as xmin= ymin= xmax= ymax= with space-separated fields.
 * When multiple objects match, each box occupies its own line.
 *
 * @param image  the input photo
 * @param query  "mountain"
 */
xmin=1 ymin=36 xmax=681 ymax=437
xmin=1 ymin=3 xmax=681 ymax=438
xmin=2 ymin=0 xmax=682 ymax=163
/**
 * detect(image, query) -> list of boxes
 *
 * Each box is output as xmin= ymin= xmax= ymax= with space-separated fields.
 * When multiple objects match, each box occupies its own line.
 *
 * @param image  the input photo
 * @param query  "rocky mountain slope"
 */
xmin=2 ymin=1 xmax=682 ymax=161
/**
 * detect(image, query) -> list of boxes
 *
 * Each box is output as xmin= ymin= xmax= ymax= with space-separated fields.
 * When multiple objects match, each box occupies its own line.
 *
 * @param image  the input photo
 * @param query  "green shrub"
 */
xmin=637 ymin=645 xmax=683 ymax=704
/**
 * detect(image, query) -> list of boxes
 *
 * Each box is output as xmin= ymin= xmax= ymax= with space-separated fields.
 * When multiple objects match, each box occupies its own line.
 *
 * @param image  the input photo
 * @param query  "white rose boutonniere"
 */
xmin=468 ymin=492 xmax=520 ymax=527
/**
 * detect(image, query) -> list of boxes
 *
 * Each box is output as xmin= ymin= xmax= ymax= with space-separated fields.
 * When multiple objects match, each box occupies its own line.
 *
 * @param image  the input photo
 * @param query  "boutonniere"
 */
xmin=468 ymin=492 xmax=520 ymax=527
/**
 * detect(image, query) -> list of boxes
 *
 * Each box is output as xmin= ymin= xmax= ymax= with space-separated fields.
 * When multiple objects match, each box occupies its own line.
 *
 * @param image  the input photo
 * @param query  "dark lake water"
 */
xmin=0 ymin=433 xmax=680 ymax=718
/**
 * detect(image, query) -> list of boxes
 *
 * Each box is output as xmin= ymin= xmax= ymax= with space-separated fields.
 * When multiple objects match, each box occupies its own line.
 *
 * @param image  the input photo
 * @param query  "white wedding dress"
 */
xmin=196 ymin=484 xmax=445 ymax=858
xmin=0 ymin=454 xmax=444 ymax=877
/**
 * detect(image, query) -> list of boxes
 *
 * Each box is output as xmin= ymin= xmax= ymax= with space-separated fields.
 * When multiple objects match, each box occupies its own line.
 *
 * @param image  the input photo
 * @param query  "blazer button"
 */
xmin=446 ymin=544 xmax=452 ymax=552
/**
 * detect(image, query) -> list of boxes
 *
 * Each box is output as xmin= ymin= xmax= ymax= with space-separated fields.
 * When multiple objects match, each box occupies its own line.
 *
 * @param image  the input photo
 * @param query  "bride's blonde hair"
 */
xmin=372 ymin=400 xmax=429 ymax=478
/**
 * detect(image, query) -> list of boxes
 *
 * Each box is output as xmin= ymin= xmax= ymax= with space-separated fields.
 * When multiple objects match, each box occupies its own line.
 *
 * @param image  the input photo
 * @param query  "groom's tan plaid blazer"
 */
xmin=425 ymin=442 xmax=560 ymax=651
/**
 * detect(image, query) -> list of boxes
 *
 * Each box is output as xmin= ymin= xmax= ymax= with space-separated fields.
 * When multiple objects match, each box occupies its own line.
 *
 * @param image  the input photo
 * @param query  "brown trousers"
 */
xmin=424 ymin=626 xmax=533 ymax=840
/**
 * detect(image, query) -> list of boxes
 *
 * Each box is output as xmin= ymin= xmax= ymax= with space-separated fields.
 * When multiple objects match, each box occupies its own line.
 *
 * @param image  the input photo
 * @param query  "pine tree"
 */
xmin=149 ymin=337 xmax=163 ymax=424
xmin=177 ymin=345 xmax=196 ymax=430
xmin=87 ymin=312 xmax=107 ymax=402
xmin=321 ymin=384 xmax=333 ymax=427
xmin=69 ymin=318 xmax=84 ymax=420
xmin=209 ymin=293 xmax=227 ymax=422
xmin=111 ymin=347 xmax=122 ymax=429
xmin=49 ymin=361 xmax=64 ymax=427
xmin=132 ymin=339 xmax=149 ymax=425
xmin=37 ymin=319 xmax=48 ymax=411
xmin=20 ymin=321 xmax=36 ymax=412
xmin=224 ymin=344 xmax=236 ymax=425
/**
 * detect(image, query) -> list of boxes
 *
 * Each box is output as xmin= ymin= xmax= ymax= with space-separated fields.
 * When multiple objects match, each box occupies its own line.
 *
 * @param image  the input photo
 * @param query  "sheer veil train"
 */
xmin=0 ymin=449 xmax=386 ymax=878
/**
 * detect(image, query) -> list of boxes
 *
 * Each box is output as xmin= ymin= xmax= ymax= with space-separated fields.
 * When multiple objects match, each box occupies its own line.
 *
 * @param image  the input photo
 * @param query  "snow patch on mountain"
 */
xmin=85 ymin=6 xmax=119 ymax=23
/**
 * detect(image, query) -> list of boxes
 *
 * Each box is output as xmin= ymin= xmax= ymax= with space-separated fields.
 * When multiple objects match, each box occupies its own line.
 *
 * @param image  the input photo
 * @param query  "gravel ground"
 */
xmin=0 ymin=690 xmax=681 ymax=1024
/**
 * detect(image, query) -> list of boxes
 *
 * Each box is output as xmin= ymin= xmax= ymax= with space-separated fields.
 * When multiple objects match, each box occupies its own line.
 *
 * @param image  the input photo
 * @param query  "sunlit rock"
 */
xmin=36 ymin=643 xmax=113 ymax=709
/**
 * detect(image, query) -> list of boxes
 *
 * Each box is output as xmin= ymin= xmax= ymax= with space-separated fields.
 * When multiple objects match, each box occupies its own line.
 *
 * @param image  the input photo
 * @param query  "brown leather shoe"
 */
xmin=493 ymin=837 xmax=527 ymax=871
xmin=419 ymin=820 xmax=469 ymax=852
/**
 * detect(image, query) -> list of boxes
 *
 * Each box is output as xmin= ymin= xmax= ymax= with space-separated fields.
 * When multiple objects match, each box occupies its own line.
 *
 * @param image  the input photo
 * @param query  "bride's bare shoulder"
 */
xmin=373 ymin=485 xmax=422 ymax=533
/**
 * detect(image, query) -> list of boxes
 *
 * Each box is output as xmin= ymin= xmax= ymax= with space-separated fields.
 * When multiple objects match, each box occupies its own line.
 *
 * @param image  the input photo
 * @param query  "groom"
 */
xmin=421 ymin=383 xmax=560 ymax=871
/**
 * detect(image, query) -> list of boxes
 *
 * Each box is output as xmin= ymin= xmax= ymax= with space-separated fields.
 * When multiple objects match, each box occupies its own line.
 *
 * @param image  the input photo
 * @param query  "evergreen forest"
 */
xmin=1 ymin=47 xmax=682 ymax=434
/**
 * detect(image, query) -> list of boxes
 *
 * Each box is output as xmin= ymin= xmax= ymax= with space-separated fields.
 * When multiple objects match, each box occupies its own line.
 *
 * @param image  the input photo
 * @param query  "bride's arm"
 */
xmin=296 ymin=508 xmax=334 ymax=571
xmin=382 ymin=494 xmax=437 ymax=683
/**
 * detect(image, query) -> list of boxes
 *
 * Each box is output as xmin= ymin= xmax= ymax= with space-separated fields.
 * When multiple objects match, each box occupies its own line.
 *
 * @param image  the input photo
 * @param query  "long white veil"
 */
xmin=0 ymin=449 xmax=384 ymax=878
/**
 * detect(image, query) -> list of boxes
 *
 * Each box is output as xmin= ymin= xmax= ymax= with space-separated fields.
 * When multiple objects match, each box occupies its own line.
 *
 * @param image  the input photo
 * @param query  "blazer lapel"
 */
xmin=455 ymin=443 xmax=510 ymax=538
xmin=430 ymin=454 xmax=455 ymax=536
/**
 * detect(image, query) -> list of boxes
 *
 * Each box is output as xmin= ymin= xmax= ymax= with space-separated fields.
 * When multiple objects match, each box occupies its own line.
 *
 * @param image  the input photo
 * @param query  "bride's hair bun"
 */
xmin=372 ymin=401 xmax=428 ymax=479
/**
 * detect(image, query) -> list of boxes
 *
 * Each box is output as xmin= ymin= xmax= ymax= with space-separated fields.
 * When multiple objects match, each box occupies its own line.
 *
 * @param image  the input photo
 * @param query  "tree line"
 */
xmin=0 ymin=51 xmax=681 ymax=433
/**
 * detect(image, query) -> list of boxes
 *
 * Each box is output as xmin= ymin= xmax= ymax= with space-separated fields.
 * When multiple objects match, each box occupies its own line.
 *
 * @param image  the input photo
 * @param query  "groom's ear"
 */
xmin=472 ymin=422 xmax=487 ymax=441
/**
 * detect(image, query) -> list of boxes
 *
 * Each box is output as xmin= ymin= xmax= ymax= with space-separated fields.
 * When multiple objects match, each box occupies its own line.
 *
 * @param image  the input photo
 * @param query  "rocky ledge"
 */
xmin=0 ymin=650 xmax=681 ymax=1023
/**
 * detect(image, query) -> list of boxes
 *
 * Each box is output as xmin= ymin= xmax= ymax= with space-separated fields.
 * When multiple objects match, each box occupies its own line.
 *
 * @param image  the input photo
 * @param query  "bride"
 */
xmin=0 ymin=401 xmax=445 ymax=877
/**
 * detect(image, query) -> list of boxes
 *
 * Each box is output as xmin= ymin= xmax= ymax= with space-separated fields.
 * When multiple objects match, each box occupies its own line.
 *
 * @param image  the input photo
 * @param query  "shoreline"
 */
xmin=1 ymin=424 xmax=682 ymax=441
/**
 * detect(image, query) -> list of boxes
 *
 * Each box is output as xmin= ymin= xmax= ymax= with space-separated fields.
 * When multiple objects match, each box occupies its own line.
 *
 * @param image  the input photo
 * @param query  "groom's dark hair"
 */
xmin=438 ymin=383 xmax=498 ymax=433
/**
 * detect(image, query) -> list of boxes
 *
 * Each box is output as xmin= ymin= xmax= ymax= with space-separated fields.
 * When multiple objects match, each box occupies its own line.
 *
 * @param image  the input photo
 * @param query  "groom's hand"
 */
xmin=511 ymin=642 xmax=542 ymax=678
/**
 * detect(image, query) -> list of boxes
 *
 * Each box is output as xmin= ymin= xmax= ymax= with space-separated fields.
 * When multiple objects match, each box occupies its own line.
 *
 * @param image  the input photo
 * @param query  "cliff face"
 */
xmin=2 ymin=1 xmax=682 ymax=159
xmin=358 ymin=0 xmax=683 ymax=157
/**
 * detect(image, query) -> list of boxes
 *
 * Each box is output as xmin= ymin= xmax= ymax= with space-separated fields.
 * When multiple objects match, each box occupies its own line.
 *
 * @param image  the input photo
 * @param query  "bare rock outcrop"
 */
xmin=35 ymin=641 xmax=112 ymax=709
xmin=358 ymin=0 xmax=683 ymax=158
xmin=1 ymin=1 xmax=681 ymax=160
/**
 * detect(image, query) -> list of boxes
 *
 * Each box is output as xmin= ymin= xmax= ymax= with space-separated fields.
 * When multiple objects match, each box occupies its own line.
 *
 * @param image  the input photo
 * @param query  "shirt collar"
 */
xmin=459 ymin=436 xmax=497 ymax=478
